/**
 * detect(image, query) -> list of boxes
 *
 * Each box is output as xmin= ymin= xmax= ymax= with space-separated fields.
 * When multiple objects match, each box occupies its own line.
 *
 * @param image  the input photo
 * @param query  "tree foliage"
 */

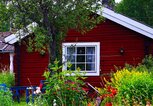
xmin=0 ymin=1 xmax=11 ymax=31
xmin=0 ymin=0 xmax=103 ymax=64
xmin=115 ymin=0 xmax=153 ymax=27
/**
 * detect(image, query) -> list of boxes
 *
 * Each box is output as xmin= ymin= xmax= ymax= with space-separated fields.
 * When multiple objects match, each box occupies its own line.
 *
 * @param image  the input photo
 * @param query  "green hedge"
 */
xmin=110 ymin=68 xmax=153 ymax=105
xmin=0 ymin=70 xmax=15 ymax=87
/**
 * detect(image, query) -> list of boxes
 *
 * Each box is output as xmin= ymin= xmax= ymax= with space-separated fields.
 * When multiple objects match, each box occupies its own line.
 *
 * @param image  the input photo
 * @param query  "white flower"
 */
xmin=34 ymin=87 xmax=41 ymax=94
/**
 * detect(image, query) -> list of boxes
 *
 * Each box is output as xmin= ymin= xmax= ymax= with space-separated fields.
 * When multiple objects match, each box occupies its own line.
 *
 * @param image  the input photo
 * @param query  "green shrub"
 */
xmin=0 ymin=87 xmax=13 ymax=106
xmin=110 ymin=68 xmax=153 ymax=105
xmin=43 ymin=60 xmax=88 ymax=106
xmin=125 ymin=54 xmax=153 ymax=72
xmin=0 ymin=70 xmax=15 ymax=87
xmin=141 ymin=54 xmax=153 ymax=72
xmin=28 ymin=93 xmax=49 ymax=106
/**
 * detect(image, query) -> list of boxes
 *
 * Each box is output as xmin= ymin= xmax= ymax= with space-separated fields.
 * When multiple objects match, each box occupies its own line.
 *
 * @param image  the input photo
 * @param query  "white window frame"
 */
xmin=62 ymin=42 xmax=100 ymax=76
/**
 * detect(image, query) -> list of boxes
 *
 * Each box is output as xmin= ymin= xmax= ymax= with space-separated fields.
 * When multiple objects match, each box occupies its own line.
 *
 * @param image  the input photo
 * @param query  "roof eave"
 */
xmin=0 ymin=50 xmax=14 ymax=53
xmin=97 ymin=7 xmax=153 ymax=39
xmin=4 ymin=22 xmax=37 ymax=44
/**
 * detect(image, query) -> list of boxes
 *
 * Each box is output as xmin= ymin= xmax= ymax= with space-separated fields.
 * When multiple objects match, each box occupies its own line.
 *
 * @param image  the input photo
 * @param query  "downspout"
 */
xmin=16 ymin=43 xmax=21 ymax=86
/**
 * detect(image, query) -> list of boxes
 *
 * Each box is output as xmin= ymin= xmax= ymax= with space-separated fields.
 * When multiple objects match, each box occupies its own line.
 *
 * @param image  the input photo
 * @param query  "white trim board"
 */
xmin=62 ymin=42 xmax=100 ymax=76
xmin=4 ymin=22 xmax=37 ymax=44
xmin=97 ymin=7 xmax=153 ymax=39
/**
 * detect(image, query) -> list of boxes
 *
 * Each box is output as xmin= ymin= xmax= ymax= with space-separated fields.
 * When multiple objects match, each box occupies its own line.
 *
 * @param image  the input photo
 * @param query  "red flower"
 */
xmin=105 ymin=102 xmax=112 ymax=106
xmin=82 ymin=87 xmax=89 ymax=92
xmin=107 ymin=86 xmax=112 ymax=92
xmin=87 ymin=103 xmax=91 ymax=106
xmin=111 ymin=88 xmax=117 ymax=95
xmin=109 ymin=93 xmax=114 ymax=98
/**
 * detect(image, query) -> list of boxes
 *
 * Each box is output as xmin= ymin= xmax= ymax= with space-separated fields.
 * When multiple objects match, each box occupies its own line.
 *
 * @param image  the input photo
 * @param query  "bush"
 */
xmin=43 ymin=60 xmax=88 ymax=106
xmin=110 ymin=68 xmax=153 ymax=105
xmin=28 ymin=93 xmax=49 ymax=106
xmin=0 ymin=87 xmax=13 ymax=106
xmin=125 ymin=54 xmax=153 ymax=72
xmin=0 ymin=70 xmax=15 ymax=87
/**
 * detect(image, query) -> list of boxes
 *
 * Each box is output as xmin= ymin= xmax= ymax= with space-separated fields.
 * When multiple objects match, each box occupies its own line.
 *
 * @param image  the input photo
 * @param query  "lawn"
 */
xmin=14 ymin=101 xmax=27 ymax=106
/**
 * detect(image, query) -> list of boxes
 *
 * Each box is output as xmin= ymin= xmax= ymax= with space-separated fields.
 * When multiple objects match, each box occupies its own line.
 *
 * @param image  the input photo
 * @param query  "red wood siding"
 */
xmin=14 ymin=44 xmax=49 ymax=86
xmin=14 ymin=19 xmax=153 ymax=87
xmin=64 ymin=19 xmax=149 ymax=87
xmin=0 ymin=53 xmax=10 ymax=70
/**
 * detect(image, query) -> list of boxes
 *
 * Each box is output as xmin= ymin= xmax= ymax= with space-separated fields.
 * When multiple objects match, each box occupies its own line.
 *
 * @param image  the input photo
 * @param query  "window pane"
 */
xmin=77 ymin=64 xmax=85 ymax=70
xmin=77 ymin=55 xmax=85 ymax=62
xmin=86 ymin=55 xmax=95 ymax=62
xmin=77 ymin=47 xmax=85 ymax=54
xmin=86 ymin=63 xmax=95 ymax=71
xmin=67 ymin=55 xmax=75 ymax=62
xmin=86 ymin=47 xmax=95 ymax=54
xmin=67 ymin=47 xmax=75 ymax=55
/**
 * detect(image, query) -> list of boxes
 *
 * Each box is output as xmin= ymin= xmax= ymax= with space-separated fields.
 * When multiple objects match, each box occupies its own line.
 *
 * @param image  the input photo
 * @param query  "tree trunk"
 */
xmin=40 ymin=4 xmax=57 ymax=65
xmin=49 ymin=34 xmax=56 ymax=64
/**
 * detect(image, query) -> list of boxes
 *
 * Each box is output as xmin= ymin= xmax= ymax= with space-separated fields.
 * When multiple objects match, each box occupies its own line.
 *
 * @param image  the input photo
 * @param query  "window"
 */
xmin=62 ymin=42 xmax=100 ymax=76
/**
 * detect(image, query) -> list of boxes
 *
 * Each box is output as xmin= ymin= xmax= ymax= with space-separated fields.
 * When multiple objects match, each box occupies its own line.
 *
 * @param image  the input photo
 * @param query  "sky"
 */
xmin=115 ymin=0 xmax=122 ymax=3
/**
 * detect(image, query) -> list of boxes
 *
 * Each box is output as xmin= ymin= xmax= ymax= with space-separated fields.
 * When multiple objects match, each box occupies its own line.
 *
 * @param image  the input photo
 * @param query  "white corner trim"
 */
xmin=9 ymin=52 xmax=14 ymax=73
xmin=62 ymin=42 xmax=100 ymax=76
xmin=97 ymin=7 xmax=153 ymax=39
xmin=5 ymin=22 xmax=37 ymax=44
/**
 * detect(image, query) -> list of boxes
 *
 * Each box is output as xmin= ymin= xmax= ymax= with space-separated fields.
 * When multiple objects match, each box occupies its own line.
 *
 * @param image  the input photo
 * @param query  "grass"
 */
xmin=13 ymin=97 xmax=28 ymax=106
xmin=14 ymin=101 xmax=27 ymax=106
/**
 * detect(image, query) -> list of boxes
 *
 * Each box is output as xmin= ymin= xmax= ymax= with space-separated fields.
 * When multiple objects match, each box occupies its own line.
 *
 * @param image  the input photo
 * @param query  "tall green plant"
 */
xmin=43 ymin=60 xmax=87 ymax=106
xmin=141 ymin=54 xmax=153 ymax=72
xmin=0 ymin=87 xmax=13 ymax=106
xmin=124 ymin=55 xmax=153 ymax=72
xmin=109 ymin=68 xmax=153 ymax=105
xmin=0 ymin=70 xmax=15 ymax=87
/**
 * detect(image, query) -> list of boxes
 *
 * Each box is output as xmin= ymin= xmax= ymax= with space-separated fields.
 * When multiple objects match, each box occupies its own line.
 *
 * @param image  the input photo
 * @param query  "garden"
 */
xmin=1 ymin=55 xmax=153 ymax=106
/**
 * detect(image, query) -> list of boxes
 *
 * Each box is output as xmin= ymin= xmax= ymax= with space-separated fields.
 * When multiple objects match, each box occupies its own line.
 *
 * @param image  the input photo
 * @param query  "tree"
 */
xmin=0 ymin=0 xmax=103 ymax=64
xmin=0 ymin=1 xmax=10 ymax=31
xmin=115 ymin=0 xmax=153 ymax=27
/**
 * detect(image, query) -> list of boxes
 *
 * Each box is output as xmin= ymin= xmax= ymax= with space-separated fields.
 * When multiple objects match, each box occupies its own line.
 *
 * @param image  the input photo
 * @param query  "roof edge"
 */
xmin=4 ymin=8 xmax=153 ymax=44
xmin=4 ymin=22 xmax=37 ymax=44
xmin=97 ymin=7 xmax=153 ymax=39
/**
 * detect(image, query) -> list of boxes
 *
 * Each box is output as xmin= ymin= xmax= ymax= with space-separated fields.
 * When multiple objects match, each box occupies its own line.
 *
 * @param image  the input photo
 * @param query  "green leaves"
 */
xmin=110 ymin=68 xmax=153 ymax=105
xmin=0 ymin=2 xmax=10 ymax=31
xmin=43 ymin=59 xmax=87 ymax=106
xmin=0 ymin=0 xmax=103 ymax=63
xmin=0 ymin=87 xmax=13 ymax=106
xmin=0 ymin=70 xmax=15 ymax=87
xmin=115 ymin=0 xmax=153 ymax=27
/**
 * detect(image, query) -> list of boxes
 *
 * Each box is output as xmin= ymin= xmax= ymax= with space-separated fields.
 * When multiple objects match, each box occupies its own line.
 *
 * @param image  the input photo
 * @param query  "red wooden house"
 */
xmin=1 ymin=7 xmax=153 ymax=87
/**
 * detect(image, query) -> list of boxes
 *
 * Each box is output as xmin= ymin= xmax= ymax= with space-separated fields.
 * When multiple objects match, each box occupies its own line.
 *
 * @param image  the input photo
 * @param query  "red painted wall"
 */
xmin=14 ymin=19 xmax=153 ymax=87
xmin=14 ymin=44 xmax=49 ymax=86
xmin=64 ymin=19 xmax=151 ymax=87
xmin=0 ymin=53 xmax=10 ymax=70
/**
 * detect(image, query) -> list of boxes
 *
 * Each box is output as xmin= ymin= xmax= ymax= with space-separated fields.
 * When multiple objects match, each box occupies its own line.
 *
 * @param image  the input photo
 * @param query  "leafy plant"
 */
xmin=0 ymin=87 xmax=13 ymax=106
xmin=28 ymin=93 xmax=49 ymax=106
xmin=124 ymin=54 xmax=153 ymax=72
xmin=109 ymin=68 xmax=153 ymax=105
xmin=0 ymin=69 xmax=15 ymax=87
xmin=141 ymin=54 xmax=153 ymax=72
xmin=43 ymin=59 xmax=88 ymax=106
xmin=96 ymin=86 xmax=117 ymax=106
